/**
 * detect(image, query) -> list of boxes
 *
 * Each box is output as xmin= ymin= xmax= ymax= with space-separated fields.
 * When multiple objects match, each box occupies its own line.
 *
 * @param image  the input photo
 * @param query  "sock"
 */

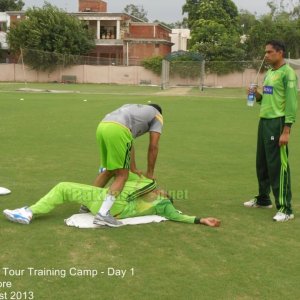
xmin=99 ymin=194 xmax=115 ymax=216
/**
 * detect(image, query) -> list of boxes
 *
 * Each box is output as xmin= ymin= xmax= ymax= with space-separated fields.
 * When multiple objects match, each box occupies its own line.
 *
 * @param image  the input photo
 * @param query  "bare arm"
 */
xmin=146 ymin=132 xmax=161 ymax=179
xmin=200 ymin=218 xmax=221 ymax=227
xmin=130 ymin=145 xmax=143 ymax=176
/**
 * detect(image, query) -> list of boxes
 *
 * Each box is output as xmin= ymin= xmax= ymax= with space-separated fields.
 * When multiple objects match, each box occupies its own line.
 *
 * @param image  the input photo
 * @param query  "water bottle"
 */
xmin=247 ymin=83 xmax=257 ymax=107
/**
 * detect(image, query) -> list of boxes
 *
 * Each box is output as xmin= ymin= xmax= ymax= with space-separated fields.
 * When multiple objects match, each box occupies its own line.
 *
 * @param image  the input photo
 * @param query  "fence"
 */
xmin=0 ymin=59 xmax=300 ymax=88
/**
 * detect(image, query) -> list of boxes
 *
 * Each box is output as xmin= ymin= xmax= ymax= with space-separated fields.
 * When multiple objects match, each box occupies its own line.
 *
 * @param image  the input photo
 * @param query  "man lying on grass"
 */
xmin=3 ymin=173 xmax=220 ymax=228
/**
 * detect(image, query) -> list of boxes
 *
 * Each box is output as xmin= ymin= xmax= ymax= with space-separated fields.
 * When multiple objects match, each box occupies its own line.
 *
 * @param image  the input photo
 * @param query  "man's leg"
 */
xmin=94 ymin=169 xmax=129 ymax=226
xmin=30 ymin=182 xmax=107 ymax=215
xmin=264 ymin=118 xmax=293 ymax=219
xmin=245 ymin=119 xmax=272 ymax=208
xmin=3 ymin=182 xmax=107 ymax=224
xmin=256 ymin=119 xmax=272 ymax=204
xmin=94 ymin=122 xmax=133 ymax=227
xmin=93 ymin=170 xmax=114 ymax=188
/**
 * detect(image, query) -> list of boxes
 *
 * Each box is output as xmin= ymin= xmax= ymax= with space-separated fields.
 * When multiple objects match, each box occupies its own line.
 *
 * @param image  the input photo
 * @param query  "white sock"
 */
xmin=99 ymin=194 xmax=115 ymax=216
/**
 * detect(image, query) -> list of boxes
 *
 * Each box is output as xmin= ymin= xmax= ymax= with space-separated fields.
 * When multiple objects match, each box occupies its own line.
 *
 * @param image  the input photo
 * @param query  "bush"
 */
xmin=141 ymin=56 xmax=163 ymax=75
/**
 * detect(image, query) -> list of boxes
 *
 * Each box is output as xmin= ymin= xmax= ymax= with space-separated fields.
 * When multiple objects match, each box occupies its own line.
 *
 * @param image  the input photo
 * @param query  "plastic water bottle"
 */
xmin=247 ymin=83 xmax=257 ymax=107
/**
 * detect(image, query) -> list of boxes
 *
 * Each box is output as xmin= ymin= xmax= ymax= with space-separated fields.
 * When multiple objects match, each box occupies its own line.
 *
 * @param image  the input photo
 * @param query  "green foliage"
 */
xmin=245 ymin=11 xmax=300 ymax=59
xmin=123 ymin=4 xmax=148 ymax=22
xmin=0 ymin=0 xmax=24 ymax=11
xmin=0 ymin=49 xmax=5 ymax=62
xmin=170 ymin=61 xmax=203 ymax=79
xmin=238 ymin=10 xmax=258 ymax=35
xmin=141 ymin=55 xmax=163 ymax=75
xmin=184 ymin=0 xmax=246 ymax=74
xmin=167 ymin=52 xmax=204 ymax=78
xmin=183 ymin=0 xmax=239 ymax=29
xmin=142 ymin=53 xmax=204 ymax=79
xmin=182 ymin=0 xmax=202 ymax=28
xmin=183 ymin=0 xmax=300 ymax=72
xmin=7 ymin=3 xmax=95 ymax=71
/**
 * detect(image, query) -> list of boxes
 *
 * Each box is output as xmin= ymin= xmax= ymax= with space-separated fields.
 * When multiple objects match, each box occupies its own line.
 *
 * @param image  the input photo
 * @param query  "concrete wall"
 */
xmin=1 ymin=63 xmax=299 ymax=88
xmin=128 ymin=43 xmax=171 ymax=60
xmin=0 ymin=64 xmax=161 ymax=85
xmin=129 ymin=24 xmax=171 ymax=41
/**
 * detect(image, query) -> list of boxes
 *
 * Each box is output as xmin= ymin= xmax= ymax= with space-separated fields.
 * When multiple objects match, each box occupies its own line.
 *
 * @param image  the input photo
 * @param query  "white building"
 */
xmin=0 ymin=12 xmax=10 ymax=49
xmin=170 ymin=29 xmax=191 ymax=52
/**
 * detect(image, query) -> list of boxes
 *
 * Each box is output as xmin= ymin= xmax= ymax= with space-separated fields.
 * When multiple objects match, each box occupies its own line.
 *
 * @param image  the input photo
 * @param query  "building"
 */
xmin=170 ymin=29 xmax=191 ymax=52
xmin=3 ymin=0 xmax=173 ymax=65
xmin=75 ymin=0 xmax=173 ymax=65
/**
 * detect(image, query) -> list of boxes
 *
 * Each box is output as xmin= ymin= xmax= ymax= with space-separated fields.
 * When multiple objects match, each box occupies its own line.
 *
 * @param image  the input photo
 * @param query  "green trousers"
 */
xmin=29 ymin=174 xmax=157 ymax=217
xmin=30 ymin=182 xmax=109 ymax=215
xmin=256 ymin=117 xmax=292 ymax=214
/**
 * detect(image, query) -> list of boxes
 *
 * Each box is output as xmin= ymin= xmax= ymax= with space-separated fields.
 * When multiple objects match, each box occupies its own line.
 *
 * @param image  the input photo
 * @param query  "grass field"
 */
xmin=0 ymin=83 xmax=300 ymax=300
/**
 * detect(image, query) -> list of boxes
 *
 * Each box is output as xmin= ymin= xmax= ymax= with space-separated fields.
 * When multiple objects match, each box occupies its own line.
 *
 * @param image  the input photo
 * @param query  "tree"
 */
xmin=244 ymin=1 xmax=300 ymax=59
xmin=0 ymin=0 xmax=24 ymax=11
xmin=123 ymin=4 xmax=148 ymax=22
xmin=7 ymin=3 xmax=95 ymax=71
xmin=184 ymin=0 xmax=246 ymax=73
xmin=182 ymin=0 xmax=201 ymax=28
xmin=183 ymin=0 xmax=239 ymax=28
xmin=238 ymin=10 xmax=258 ymax=35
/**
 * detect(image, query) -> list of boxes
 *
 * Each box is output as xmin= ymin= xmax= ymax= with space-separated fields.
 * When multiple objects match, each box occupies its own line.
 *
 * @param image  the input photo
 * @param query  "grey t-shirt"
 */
xmin=102 ymin=104 xmax=163 ymax=138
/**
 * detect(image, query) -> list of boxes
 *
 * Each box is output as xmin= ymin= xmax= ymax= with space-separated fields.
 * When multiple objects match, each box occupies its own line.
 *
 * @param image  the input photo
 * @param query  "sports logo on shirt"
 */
xmin=263 ymin=86 xmax=273 ymax=94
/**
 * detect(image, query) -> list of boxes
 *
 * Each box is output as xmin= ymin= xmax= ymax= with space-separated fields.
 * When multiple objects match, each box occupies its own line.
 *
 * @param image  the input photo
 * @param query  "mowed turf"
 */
xmin=0 ymin=83 xmax=300 ymax=300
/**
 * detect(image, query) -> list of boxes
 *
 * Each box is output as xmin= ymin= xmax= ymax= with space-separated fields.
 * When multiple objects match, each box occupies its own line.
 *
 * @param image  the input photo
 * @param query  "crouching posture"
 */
xmin=3 ymin=173 xmax=220 ymax=228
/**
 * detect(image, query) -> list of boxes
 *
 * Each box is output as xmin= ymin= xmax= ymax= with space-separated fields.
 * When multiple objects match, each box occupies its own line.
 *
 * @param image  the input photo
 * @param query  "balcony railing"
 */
xmin=95 ymin=39 xmax=123 ymax=45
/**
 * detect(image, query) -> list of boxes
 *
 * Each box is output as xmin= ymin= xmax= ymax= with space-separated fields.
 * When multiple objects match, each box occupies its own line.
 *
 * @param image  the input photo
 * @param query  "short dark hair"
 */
xmin=265 ymin=40 xmax=286 ymax=57
xmin=148 ymin=103 xmax=162 ymax=115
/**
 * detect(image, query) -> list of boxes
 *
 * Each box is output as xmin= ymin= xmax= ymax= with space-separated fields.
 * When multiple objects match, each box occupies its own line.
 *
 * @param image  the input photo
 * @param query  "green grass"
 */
xmin=0 ymin=84 xmax=300 ymax=300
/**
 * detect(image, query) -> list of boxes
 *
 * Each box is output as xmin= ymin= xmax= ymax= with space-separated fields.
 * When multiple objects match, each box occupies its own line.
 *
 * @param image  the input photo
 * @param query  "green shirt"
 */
xmin=259 ymin=64 xmax=298 ymax=123
xmin=117 ymin=194 xmax=197 ymax=224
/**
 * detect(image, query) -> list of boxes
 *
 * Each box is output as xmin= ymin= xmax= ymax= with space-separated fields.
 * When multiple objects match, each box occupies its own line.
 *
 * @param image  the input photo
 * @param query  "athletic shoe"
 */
xmin=93 ymin=211 xmax=123 ymax=227
xmin=79 ymin=205 xmax=90 ymax=214
xmin=273 ymin=212 xmax=294 ymax=222
xmin=3 ymin=206 xmax=33 ymax=224
xmin=244 ymin=198 xmax=273 ymax=208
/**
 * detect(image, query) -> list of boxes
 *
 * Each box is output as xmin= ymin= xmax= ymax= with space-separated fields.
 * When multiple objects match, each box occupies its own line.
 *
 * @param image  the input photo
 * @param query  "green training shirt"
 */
xmin=258 ymin=64 xmax=298 ymax=123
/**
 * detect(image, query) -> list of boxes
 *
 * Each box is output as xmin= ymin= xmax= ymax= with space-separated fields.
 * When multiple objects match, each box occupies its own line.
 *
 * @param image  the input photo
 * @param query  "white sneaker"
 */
xmin=273 ymin=212 xmax=294 ymax=222
xmin=244 ymin=198 xmax=272 ymax=208
xmin=93 ymin=212 xmax=123 ymax=227
xmin=3 ymin=207 xmax=33 ymax=224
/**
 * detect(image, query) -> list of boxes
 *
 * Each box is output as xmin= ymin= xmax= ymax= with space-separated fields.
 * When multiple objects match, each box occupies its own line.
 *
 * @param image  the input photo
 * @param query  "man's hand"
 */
xmin=246 ymin=86 xmax=262 ymax=101
xmin=200 ymin=218 xmax=221 ymax=227
xmin=279 ymin=126 xmax=291 ymax=146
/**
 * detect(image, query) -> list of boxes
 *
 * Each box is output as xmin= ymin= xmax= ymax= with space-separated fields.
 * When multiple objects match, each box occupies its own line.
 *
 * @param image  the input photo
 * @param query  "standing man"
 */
xmin=93 ymin=103 xmax=163 ymax=226
xmin=244 ymin=40 xmax=298 ymax=222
